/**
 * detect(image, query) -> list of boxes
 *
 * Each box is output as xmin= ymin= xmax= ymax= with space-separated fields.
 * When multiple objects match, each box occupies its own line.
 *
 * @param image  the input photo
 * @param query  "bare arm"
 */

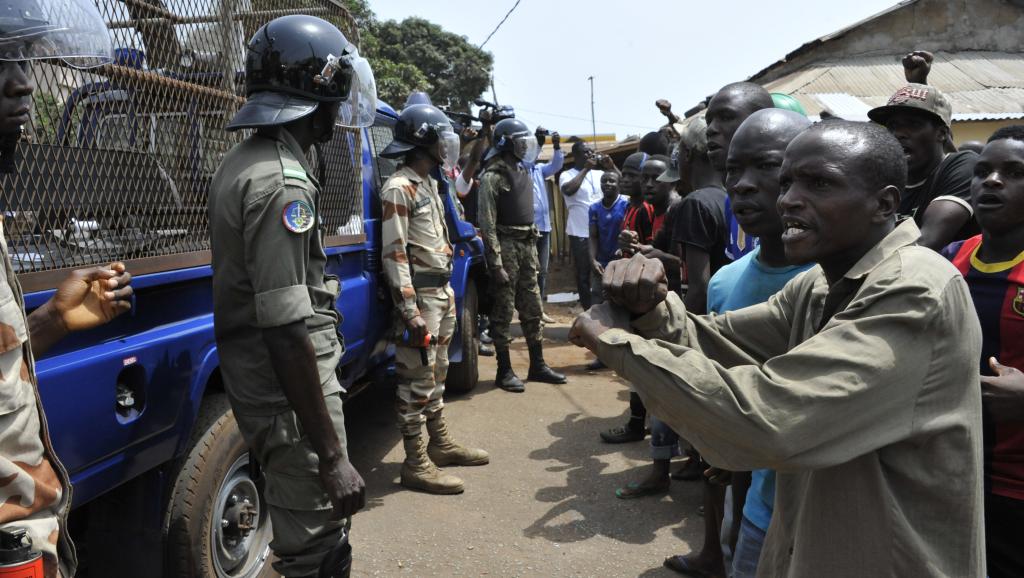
xmin=588 ymin=222 xmax=604 ymax=276
xmin=561 ymin=165 xmax=590 ymax=196
xmin=29 ymin=263 xmax=133 ymax=356
xmin=263 ymin=322 xmax=364 ymax=519
xmin=918 ymin=200 xmax=971 ymax=251
xmin=460 ymin=125 xmax=490 ymax=182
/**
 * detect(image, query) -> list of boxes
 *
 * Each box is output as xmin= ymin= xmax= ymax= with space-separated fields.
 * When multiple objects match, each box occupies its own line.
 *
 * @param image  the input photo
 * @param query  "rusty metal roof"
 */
xmin=763 ymin=51 xmax=1024 ymax=122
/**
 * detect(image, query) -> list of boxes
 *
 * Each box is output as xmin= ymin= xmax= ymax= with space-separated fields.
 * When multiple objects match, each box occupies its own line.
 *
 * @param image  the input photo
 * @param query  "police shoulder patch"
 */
xmin=282 ymin=200 xmax=316 ymax=233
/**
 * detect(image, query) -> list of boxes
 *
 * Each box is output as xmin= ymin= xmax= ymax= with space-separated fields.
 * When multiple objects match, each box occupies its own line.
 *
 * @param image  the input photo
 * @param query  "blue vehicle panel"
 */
xmin=26 ymin=102 xmax=484 ymax=515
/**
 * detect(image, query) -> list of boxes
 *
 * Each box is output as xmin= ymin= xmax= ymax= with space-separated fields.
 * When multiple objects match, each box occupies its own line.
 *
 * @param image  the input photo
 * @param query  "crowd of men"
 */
xmin=431 ymin=47 xmax=1024 ymax=576
xmin=0 ymin=2 xmax=1021 ymax=576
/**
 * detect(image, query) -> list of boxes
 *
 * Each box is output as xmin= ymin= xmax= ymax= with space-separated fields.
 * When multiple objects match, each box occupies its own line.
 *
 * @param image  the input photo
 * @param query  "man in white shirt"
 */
xmin=559 ymin=139 xmax=616 ymax=309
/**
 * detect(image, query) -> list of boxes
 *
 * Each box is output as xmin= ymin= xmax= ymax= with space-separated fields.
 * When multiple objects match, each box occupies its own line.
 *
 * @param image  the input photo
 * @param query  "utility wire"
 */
xmin=479 ymin=0 xmax=523 ymax=49
xmin=514 ymin=106 xmax=652 ymax=131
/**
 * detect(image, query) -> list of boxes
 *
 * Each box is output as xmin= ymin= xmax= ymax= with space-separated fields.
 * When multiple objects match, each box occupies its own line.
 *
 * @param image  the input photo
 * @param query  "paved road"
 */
xmin=345 ymin=319 xmax=705 ymax=577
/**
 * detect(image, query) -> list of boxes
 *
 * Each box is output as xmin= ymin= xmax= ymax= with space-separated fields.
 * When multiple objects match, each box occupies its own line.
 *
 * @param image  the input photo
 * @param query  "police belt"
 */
xmin=412 ymin=271 xmax=451 ymax=288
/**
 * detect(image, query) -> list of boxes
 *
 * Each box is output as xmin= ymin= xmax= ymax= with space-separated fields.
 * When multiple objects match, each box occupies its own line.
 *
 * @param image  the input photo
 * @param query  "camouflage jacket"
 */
xmin=0 ymin=217 xmax=74 ymax=577
xmin=380 ymin=166 xmax=453 ymax=320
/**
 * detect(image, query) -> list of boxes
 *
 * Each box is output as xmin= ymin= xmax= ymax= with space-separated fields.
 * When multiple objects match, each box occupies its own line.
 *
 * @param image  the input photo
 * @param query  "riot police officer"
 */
xmin=379 ymin=104 xmax=489 ymax=494
xmin=209 ymin=14 xmax=375 ymax=578
xmin=478 ymin=119 xmax=567 ymax=392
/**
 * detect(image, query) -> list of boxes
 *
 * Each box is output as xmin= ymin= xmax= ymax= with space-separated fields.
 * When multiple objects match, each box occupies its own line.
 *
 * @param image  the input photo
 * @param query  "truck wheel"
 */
xmin=164 ymin=393 xmax=276 ymax=578
xmin=446 ymin=281 xmax=480 ymax=394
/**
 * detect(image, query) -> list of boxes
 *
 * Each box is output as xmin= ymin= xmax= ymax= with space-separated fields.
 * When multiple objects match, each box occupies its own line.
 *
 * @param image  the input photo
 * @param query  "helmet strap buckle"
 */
xmin=313 ymin=53 xmax=340 ymax=85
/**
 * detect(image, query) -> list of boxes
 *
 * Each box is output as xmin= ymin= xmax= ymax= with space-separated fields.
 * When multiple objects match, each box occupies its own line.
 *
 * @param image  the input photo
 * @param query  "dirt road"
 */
xmin=345 ymin=314 xmax=704 ymax=577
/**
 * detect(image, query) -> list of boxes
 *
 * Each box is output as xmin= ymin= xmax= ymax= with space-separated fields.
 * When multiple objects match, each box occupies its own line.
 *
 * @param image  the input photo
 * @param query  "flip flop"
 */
xmin=615 ymin=481 xmax=669 ymax=499
xmin=663 ymin=555 xmax=719 ymax=577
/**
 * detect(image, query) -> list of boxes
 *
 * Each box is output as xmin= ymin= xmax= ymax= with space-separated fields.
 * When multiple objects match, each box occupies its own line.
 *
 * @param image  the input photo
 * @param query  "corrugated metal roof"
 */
xmin=764 ymin=51 xmax=1024 ymax=120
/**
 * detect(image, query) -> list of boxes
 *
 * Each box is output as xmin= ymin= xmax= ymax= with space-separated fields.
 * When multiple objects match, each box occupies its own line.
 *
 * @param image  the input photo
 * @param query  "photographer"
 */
xmin=559 ymin=140 xmax=618 ymax=310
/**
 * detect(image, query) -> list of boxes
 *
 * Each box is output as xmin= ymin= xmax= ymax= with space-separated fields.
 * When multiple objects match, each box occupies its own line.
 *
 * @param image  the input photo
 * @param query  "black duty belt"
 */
xmin=412 ymin=271 xmax=451 ymax=288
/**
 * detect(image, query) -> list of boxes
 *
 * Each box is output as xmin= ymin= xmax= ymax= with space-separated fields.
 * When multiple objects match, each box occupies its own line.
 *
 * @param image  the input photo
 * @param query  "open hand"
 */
xmin=51 ymin=262 xmax=132 ymax=333
xmin=319 ymin=457 xmax=366 ymax=520
xmin=568 ymin=302 xmax=631 ymax=354
xmin=591 ymin=260 xmax=605 ymax=277
xmin=602 ymin=254 xmax=668 ymax=316
xmin=981 ymin=357 xmax=1024 ymax=421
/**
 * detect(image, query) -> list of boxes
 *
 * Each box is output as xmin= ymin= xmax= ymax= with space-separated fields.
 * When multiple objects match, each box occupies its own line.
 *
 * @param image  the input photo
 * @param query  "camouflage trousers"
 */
xmin=394 ymin=285 xmax=456 ymax=437
xmin=234 ymin=391 xmax=349 ymax=577
xmin=491 ymin=234 xmax=543 ymax=348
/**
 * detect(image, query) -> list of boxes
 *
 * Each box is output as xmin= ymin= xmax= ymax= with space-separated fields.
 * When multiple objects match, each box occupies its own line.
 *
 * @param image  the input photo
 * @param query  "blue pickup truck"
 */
xmin=10 ymin=59 xmax=488 ymax=576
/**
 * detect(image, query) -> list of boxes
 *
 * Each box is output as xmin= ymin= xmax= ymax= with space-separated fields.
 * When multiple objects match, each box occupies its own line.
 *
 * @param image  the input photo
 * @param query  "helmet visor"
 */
xmin=513 ymin=135 xmax=539 ymax=163
xmin=337 ymin=47 xmax=376 ymax=128
xmin=0 ymin=0 xmax=113 ymax=69
xmin=438 ymin=128 xmax=460 ymax=172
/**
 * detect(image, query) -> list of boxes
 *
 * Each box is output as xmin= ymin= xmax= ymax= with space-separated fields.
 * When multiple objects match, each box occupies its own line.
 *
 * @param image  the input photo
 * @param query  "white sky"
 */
xmin=371 ymin=0 xmax=900 ymax=139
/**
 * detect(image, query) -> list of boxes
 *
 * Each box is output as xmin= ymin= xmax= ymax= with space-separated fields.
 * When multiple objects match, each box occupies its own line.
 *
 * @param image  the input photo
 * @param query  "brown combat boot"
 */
xmin=426 ymin=412 xmax=490 ymax=467
xmin=400 ymin=434 xmax=464 ymax=494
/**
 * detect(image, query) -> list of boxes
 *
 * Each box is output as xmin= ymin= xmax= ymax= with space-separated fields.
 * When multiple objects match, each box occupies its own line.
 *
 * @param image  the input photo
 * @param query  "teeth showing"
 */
xmin=784 ymin=221 xmax=808 ymax=238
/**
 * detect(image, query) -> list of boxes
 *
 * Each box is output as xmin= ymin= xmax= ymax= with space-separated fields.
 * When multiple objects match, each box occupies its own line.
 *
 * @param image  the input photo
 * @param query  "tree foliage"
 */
xmin=343 ymin=1 xmax=493 ymax=111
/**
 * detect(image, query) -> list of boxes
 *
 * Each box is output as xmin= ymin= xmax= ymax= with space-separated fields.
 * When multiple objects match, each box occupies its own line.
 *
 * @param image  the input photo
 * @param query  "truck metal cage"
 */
xmin=2 ymin=0 xmax=363 ymax=292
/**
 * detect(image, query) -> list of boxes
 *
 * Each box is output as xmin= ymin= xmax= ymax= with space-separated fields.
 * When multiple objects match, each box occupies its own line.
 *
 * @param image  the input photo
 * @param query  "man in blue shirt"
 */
xmin=696 ymin=109 xmax=814 ymax=578
xmin=525 ymin=127 xmax=563 ymax=323
xmin=588 ymin=172 xmax=629 ymax=305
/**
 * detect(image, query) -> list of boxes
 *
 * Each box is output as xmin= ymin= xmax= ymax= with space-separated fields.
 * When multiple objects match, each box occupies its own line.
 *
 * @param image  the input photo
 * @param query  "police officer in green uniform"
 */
xmin=209 ymin=14 xmax=376 ymax=578
xmin=478 ymin=118 xmax=567 ymax=392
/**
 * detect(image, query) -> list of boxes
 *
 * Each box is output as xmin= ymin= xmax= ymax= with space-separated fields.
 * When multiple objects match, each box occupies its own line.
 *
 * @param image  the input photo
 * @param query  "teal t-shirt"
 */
xmin=706 ymin=246 xmax=814 ymax=531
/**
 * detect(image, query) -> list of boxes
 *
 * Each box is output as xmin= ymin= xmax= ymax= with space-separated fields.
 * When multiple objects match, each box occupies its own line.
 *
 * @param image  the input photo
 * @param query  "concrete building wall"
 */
xmin=952 ymin=119 xmax=1020 ymax=144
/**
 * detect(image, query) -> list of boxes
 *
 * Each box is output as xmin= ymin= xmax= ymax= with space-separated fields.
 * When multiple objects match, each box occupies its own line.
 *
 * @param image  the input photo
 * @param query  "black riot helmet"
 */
xmin=227 ymin=14 xmax=376 ymax=131
xmin=381 ymin=104 xmax=460 ymax=171
xmin=486 ymin=118 xmax=539 ymax=163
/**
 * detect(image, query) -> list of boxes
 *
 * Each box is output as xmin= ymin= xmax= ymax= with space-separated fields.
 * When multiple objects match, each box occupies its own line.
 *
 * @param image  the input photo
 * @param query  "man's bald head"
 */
xmin=705 ymin=82 xmax=775 ymax=171
xmin=732 ymin=109 xmax=811 ymax=153
xmin=796 ymin=120 xmax=907 ymax=195
xmin=715 ymin=82 xmax=775 ymax=110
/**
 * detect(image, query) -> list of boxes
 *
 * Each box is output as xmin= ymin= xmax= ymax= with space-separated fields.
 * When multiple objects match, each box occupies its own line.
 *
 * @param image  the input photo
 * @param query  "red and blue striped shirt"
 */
xmin=945 ymin=235 xmax=1024 ymax=500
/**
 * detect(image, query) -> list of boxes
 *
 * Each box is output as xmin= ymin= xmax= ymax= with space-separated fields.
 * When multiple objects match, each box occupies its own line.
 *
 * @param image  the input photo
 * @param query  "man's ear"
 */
xmin=936 ymin=123 xmax=950 ymax=145
xmin=874 ymin=184 xmax=901 ymax=223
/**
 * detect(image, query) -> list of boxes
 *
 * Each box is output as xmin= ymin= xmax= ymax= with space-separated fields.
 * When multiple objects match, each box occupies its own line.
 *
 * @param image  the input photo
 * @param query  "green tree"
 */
xmin=341 ymin=1 xmax=493 ymax=110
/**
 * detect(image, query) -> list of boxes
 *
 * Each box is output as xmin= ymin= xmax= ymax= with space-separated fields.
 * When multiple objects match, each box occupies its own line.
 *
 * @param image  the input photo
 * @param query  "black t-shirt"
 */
xmin=652 ymin=198 xmax=683 ymax=291
xmin=899 ymin=150 xmax=977 ymax=225
xmin=672 ymin=186 xmax=731 ymax=276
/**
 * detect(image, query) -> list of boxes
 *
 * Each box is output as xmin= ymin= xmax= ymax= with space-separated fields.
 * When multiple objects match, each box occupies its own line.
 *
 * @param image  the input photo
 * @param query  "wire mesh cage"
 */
xmin=3 ymin=0 xmax=363 ymax=290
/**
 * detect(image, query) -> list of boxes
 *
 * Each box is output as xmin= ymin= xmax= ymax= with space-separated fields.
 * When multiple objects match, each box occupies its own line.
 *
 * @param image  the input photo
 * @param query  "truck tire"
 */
xmin=446 ymin=281 xmax=480 ymax=394
xmin=164 ymin=393 xmax=276 ymax=578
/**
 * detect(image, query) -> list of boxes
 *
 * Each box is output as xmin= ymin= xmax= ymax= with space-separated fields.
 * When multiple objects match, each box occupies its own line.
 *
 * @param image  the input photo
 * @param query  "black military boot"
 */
xmin=526 ymin=340 xmax=566 ymax=384
xmin=495 ymin=347 xmax=525 ymax=393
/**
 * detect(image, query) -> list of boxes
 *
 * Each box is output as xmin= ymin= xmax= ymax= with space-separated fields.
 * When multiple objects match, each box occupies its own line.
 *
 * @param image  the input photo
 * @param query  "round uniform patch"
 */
xmin=282 ymin=200 xmax=315 ymax=233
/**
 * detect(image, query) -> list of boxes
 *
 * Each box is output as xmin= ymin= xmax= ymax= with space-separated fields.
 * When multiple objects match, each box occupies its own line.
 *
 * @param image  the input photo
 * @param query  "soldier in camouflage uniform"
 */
xmin=210 ymin=15 xmax=375 ymax=578
xmin=478 ymin=119 xmax=567 ymax=392
xmin=379 ymin=104 xmax=488 ymax=495
xmin=0 ymin=2 xmax=135 ymax=576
